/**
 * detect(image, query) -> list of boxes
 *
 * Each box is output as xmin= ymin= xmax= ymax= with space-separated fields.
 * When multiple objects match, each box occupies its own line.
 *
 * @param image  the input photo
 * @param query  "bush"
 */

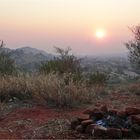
xmin=88 ymin=71 xmax=109 ymax=85
xmin=0 ymin=53 xmax=17 ymax=76
xmin=39 ymin=47 xmax=82 ymax=79
xmin=0 ymin=40 xmax=17 ymax=76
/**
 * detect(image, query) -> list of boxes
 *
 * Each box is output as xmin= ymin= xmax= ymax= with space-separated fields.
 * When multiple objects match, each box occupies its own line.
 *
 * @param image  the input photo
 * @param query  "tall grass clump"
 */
xmin=31 ymin=73 xmax=98 ymax=107
xmin=0 ymin=74 xmax=33 ymax=102
xmin=0 ymin=73 xmax=106 ymax=107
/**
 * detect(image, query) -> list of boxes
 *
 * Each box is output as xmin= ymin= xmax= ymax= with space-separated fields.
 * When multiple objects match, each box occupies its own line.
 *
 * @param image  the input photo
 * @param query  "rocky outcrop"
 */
xmin=71 ymin=105 xmax=140 ymax=139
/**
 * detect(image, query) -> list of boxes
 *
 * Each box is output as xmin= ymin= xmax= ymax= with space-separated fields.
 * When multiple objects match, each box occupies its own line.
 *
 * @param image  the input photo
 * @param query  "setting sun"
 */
xmin=95 ymin=29 xmax=106 ymax=39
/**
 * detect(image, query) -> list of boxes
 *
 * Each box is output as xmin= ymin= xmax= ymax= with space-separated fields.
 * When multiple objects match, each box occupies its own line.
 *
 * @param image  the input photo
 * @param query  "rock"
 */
xmin=131 ymin=115 xmax=140 ymax=125
xmin=83 ymin=108 xmax=100 ymax=115
xmin=92 ymin=111 xmax=104 ymax=121
xmin=100 ymin=105 xmax=108 ymax=113
xmin=108 ymin=109 xmax=118 ymax=115
xmin=92 ymin=108 xmax=101 ymax=113
xmin=81 ymin=119 xmax=94 ymax=126
xmin=125 ymin=107 xmax=140 ymax=115
xmin=131 ymin=124 xmax=140 ymax=133
xmin=77 ymin=114 xmax=89 ymax=122
xmin=71 ymin=119 xmax=80 ymax=130
xmin=85 ymin=124 xmax=99 ymax=134
xmin=75 ymin=125 xmax=84 ymax=133
xmin=93 ymin=125 xmax=107 ymax=138
xmin=121 ymin=128 xmax=132 ymax=138
xmin=83 ymin=109 xmax=93 ymax=115
xmin=106 ymin=128 xmax=122 ymax=139
xmin=117 ymin=111 xmax=127 ymax=118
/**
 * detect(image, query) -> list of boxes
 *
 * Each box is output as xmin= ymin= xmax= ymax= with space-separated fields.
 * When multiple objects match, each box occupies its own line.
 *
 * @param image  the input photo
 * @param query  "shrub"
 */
xmin=0 ymin=53 xmax=17 ymax=76
xmin=0 ymin=40 xmax=17 ymax=76
xmin=39 ymin=47 xmax=82 ymax=79
xmin=88 ymin=71 xmax=109 ymax=86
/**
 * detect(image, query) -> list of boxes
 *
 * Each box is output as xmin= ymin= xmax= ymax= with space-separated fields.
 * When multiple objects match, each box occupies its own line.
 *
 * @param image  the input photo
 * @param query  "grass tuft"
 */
xmin=0 ymin=73 xmax=106 ymax=108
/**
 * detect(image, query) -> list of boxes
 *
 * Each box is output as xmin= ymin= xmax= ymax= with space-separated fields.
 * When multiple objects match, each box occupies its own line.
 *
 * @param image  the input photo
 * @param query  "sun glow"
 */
xmin=95 ymin=29 xmax=106 ymax=39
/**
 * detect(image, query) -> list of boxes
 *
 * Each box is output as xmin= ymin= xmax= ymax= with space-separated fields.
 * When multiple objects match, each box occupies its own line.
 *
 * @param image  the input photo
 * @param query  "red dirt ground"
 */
xmin=0 ymin=92 xmax=140 ymax=139
xmin=0 ymin=106 xmax=86 ymax=139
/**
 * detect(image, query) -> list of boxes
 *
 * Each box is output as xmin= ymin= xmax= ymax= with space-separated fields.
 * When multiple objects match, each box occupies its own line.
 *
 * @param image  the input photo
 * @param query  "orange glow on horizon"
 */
xmin=0 ymin=0 xmax=140 ymax=55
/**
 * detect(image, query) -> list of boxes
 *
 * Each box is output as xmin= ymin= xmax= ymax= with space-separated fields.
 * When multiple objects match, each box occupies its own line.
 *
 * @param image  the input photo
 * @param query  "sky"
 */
xmin=0 ymin=0 xmax=140 ymax=56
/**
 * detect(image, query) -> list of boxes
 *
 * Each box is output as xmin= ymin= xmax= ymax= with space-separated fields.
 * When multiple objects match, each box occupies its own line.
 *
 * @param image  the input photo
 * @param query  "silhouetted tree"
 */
xmin=125 ymin=25 xmax=140 ymax=73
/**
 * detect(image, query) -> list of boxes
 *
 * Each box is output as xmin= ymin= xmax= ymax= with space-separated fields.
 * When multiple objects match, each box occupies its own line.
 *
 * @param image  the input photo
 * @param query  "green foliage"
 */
xmin=88 ymin=71 xmax=109 ymax=85
xmin=0 ymin=40 xmax=17 ymax=75
xmin=39 ymin=47 xmax=82 ymax=78
xmin=125 ymin=25 xmax=140 ymax=72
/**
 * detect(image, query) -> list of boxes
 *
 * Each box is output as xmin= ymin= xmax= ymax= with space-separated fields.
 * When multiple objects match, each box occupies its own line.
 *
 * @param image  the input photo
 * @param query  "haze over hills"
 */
xmin=0 ymin=46 xmax=139 ymax=82
xmin=0 ymin=46 xmax=53 ymax=72
xmin=15 ymin=47 xmax=52 ymax=56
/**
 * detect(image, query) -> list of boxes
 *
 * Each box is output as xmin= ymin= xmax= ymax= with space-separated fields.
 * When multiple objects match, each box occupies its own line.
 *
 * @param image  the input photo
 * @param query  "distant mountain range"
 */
xmin=0 ymin=46 xmax=131 ymax=74
xmin=0 ymin=47 xmax=54 ymax=72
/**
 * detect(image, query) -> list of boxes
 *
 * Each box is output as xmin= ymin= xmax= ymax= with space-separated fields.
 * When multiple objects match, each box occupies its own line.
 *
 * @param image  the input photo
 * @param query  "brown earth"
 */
xmin=0 ymin=91 xmax=140 ymax=139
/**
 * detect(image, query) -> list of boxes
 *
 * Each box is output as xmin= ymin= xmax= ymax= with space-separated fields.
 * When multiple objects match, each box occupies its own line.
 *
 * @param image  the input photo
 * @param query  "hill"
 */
xmin=0 ymin=47 xmax=53 ymax=72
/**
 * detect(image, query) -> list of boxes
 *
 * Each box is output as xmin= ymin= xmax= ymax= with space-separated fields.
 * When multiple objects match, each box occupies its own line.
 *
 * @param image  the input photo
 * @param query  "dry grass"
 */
xmin=0 ymin=73 xmax=106 ymax=108
xmin=127 ymin=83 xmax=140 ymax=95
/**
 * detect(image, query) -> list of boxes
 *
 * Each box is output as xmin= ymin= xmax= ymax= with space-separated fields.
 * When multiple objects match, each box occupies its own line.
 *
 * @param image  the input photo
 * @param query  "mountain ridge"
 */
xmin=0 ymin=46 xmax=54 ymax=72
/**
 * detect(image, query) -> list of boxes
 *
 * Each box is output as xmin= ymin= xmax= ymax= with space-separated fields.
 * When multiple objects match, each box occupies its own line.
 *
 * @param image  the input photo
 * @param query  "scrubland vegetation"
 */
xmin=0 ymin=25 xmax=140 ymax=109
xmin=0 ymin=74 xmax=107 ymax=108
xmin=0 ymin=27 xmax=140 ymax=139
xmin=0 ymin=43 xmax=108 ymax=108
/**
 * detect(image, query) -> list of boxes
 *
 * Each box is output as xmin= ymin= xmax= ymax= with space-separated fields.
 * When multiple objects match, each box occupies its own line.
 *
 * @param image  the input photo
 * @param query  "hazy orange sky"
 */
xmin=0 ymin=0 xmax=140 ymax=56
